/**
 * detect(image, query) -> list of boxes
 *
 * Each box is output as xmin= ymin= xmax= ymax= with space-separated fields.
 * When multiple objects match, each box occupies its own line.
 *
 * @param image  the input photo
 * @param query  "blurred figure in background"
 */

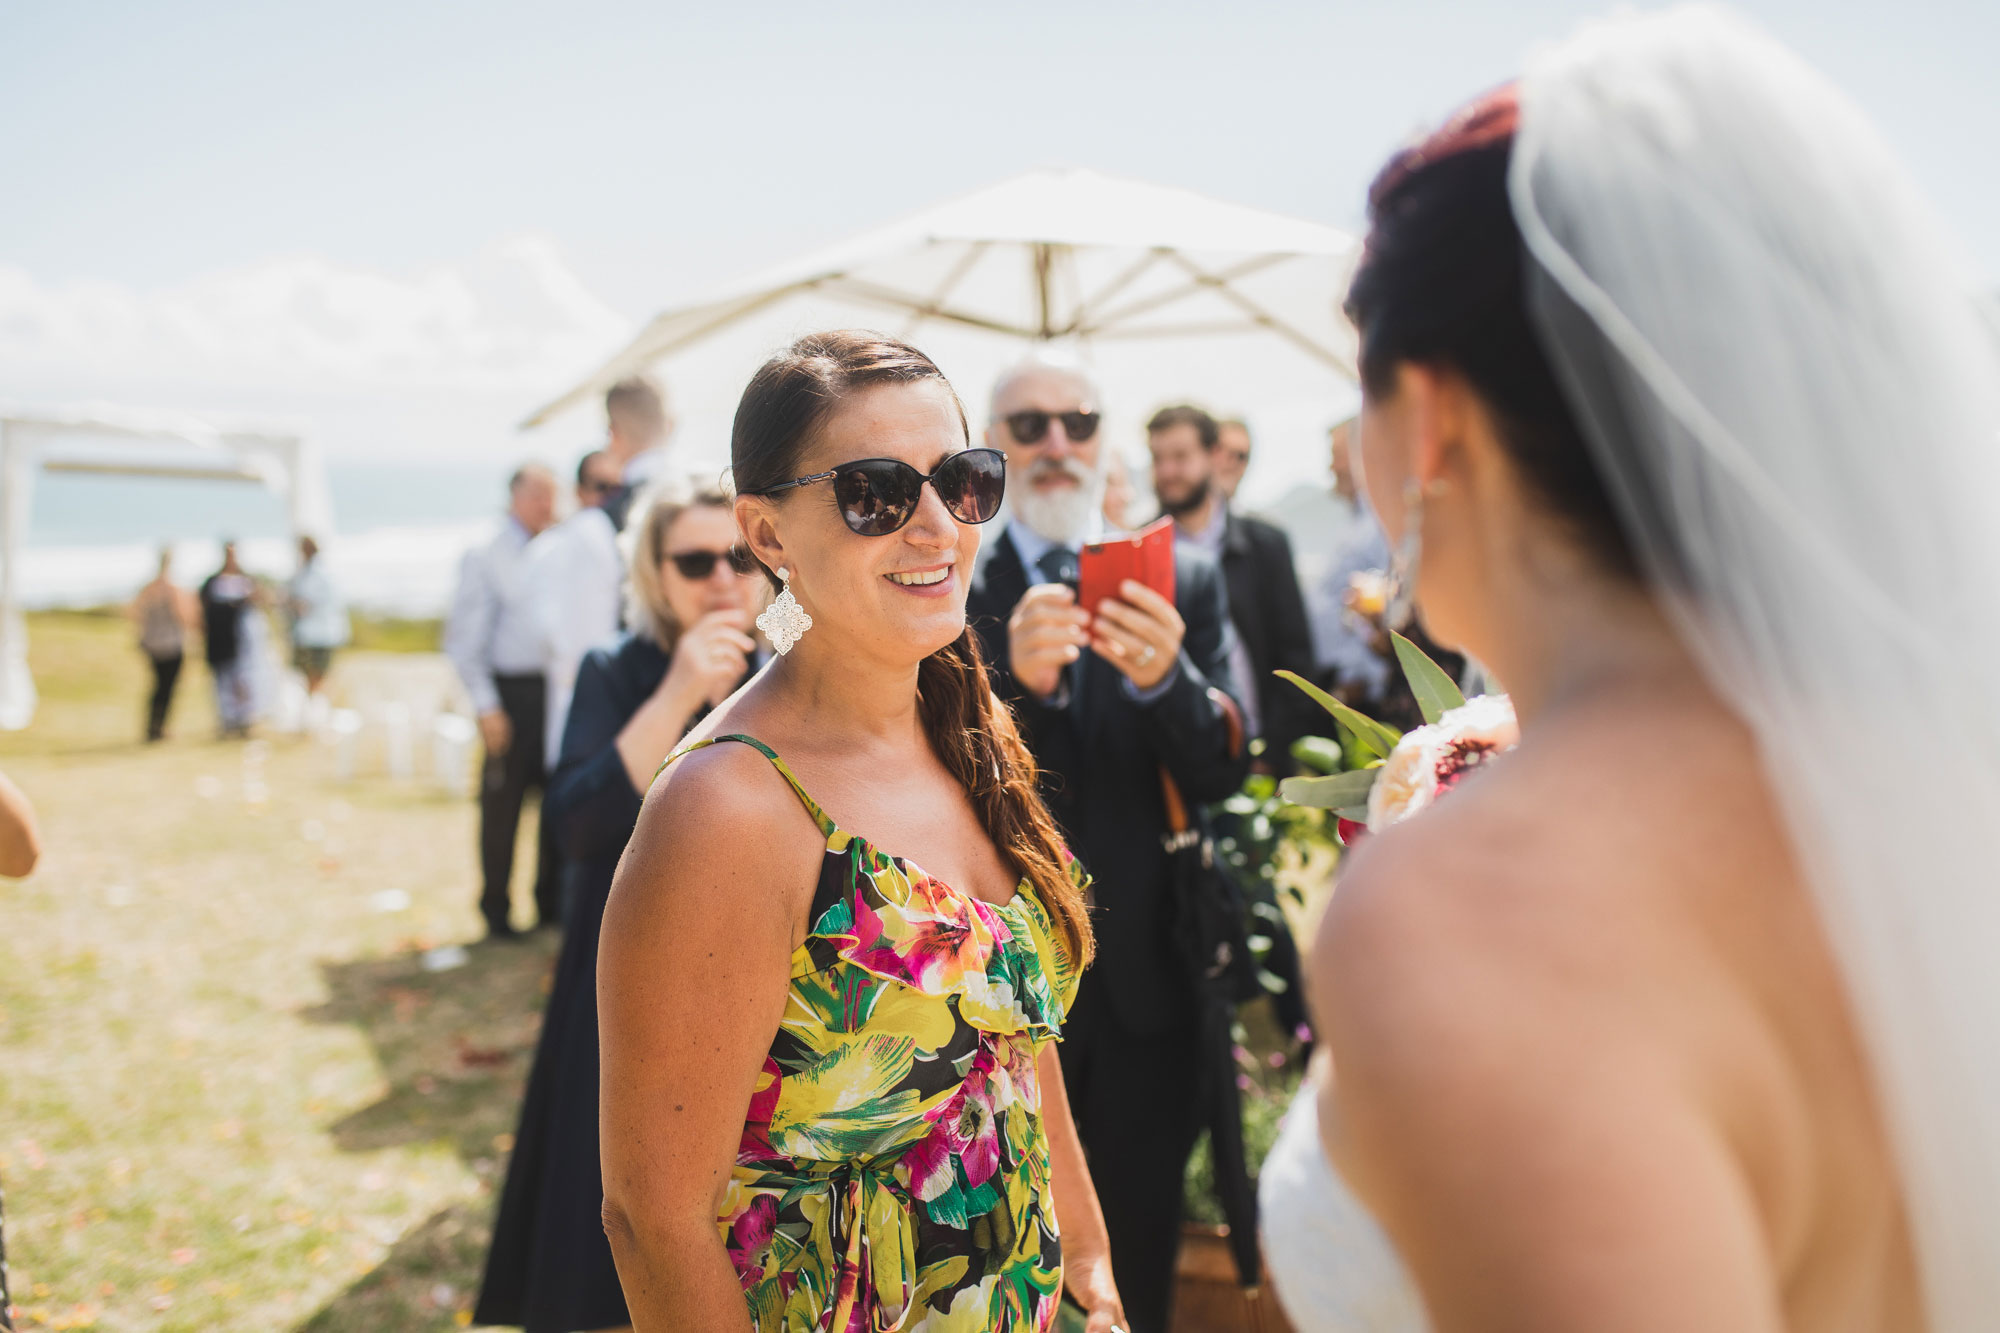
xmin=1308 ymin=417 xmax=1392 ymax=705
xmin=527 ymin=448 xmax=628 ymax=768
xmin=130 ymin=547 xmax=198 ymax=742
xmin=1307 ymin=417 xmax=1463 ymax=731
xmin=445 ymin=464 xmax=563 ymax=940
xmin=199 ymin=541 xmax=261 ymax=738
xmin=598 ymin=375 xmax=674 ymax=528
xmin=1148 ymin=403 xmax=1316 ymax=772
xmin=476 ymin=482 xmax=760 ymax=1333
xmin=1214 ymin=417 xmax=1253 ymax=502
xmin=1102 ymin=449 xmax=1138 ymax=530
xmin=286 ymin=535 xmax=349 ymax=697
xmin=525 ymin=377 xmax=677 ymax=764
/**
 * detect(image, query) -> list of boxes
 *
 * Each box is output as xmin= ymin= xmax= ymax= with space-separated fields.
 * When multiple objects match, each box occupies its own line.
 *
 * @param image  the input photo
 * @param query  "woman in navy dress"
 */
xmin=476 ymin=482 xmax=764 ymax=1332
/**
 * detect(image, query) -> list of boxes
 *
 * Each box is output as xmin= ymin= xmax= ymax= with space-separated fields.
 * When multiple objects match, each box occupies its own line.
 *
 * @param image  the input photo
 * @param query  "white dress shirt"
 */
xmin=525 ymin=506 xmax=624 ymax=765
xmin=288 ymin=559 xmax=351 ymax=650
xmin=444 ymin=517 xmax=547 ymax=717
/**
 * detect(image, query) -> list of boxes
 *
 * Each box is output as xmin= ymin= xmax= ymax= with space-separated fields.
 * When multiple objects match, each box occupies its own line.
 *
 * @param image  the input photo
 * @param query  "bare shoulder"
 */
xmin=609 ymin=736 xmax=826 ymax=949
xmin=1311 ymin=690 xmax=1789 ymax=1326
xmin=1310 ymin=684 xmax=1800 ymax=1154
xmin=1320 ymin=686 xmax=1776 ymax=1007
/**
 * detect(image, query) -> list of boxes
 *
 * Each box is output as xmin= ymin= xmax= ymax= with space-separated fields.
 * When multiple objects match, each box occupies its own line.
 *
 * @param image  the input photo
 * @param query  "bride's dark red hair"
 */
xmin=1344 ymin=83 xmax=1640 ymax=582
xmin=1369 ymin=84 xmax=1521 ymax=209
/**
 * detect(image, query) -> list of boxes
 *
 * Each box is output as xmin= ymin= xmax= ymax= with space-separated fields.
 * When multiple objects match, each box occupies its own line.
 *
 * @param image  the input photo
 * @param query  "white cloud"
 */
xmin=0 ymin=232 xmax=631 ymax=398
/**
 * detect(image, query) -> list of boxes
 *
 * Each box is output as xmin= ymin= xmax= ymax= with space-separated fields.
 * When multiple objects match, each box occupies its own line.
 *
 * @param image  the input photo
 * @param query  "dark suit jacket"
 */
xmin=1217 ymin=511 xmax=1317 ymax=773
xmin=967 ymin=531 xmax=1250 ymax=1036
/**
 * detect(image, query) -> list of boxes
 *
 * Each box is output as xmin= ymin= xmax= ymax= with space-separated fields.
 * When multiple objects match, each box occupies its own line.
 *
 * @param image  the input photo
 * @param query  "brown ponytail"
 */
xmin=919 ymin=630 xmax=1094 ymax=971
xmin=732 ymin=330 xmax=1094 ymax=967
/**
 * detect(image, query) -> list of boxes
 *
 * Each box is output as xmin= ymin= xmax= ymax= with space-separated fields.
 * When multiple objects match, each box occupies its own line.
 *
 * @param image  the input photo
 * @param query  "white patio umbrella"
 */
xmin=523 ymin=168 xmax=1363 ymax=510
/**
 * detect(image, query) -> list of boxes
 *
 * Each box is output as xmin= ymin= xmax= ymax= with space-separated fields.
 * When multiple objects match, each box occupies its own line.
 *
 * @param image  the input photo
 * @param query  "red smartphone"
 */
xmin=1077 ymin=516 xmax=1176 ymax=618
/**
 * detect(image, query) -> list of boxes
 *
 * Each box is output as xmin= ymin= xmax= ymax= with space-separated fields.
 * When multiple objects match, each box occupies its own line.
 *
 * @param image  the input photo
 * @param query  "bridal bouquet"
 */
xmin=1278 ymin=634 xmax=1517 ymax=842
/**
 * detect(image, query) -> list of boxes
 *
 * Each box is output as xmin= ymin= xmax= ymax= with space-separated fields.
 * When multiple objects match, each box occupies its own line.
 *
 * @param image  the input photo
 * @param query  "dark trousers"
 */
xmin=480 ymin=673 xmax=563 ymax=931
xmin=1058 ymin=970 xmax=1205 ymax=1333
xmin=145 ymin=652 xmax=183 ymax=741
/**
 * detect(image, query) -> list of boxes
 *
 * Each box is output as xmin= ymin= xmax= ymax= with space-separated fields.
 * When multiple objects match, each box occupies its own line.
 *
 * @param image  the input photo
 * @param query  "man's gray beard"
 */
xmin=1013 ymin=476 xmax=1106 ymax=546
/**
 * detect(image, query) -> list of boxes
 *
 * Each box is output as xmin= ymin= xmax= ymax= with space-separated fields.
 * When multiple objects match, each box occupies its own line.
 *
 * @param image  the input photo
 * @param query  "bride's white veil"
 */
xmin=1510 ymin=7 xmax=2000 ymax=1323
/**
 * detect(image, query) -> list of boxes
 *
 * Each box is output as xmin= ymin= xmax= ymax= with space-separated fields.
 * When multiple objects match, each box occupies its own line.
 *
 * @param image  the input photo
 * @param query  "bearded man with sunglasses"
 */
xmin=966 ymin=356 xmax=1251 ymax=1333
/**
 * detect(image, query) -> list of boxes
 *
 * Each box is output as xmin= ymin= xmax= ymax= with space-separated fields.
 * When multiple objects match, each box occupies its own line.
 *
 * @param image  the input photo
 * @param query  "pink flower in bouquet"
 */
xmin=1364 ymin=694 xmax=1518 ymax=833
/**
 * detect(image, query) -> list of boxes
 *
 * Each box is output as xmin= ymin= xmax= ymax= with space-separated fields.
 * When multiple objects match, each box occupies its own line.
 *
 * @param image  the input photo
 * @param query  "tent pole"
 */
xmin=1034 ymin=243 xmax=1055 ymax=339
xmin=0 ymin=421 xmax=35 ymax=729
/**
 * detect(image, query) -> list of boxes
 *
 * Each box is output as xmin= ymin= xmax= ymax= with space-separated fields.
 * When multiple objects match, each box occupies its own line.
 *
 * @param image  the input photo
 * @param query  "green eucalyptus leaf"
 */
xmin=1280 ymin=769 xmax=1380 ymax=810
xmin=1275 ymin=670 xmax=1403 ymax=759
xmin=1391 ymin=632 xmax=1466 ymax=725
xmin=1290 ymin=735 xmax=1345 ymax=775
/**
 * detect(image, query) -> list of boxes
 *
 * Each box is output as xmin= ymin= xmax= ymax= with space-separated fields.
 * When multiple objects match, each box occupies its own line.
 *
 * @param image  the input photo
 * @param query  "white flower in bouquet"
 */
xmin=1365 ymin=694 xmax=1519 ymax=833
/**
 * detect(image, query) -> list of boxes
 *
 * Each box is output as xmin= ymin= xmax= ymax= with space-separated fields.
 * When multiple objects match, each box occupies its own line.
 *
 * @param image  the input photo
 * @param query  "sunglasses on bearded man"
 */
xmin=748 ymin=448 xmax=1008 ymax=537
xmin=1003 ymin=409 xmax=1101 ymax=445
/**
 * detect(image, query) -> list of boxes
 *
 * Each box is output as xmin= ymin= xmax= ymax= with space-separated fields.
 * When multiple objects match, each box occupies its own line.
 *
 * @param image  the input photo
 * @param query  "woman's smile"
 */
xmin=885 ymin=564 xmax=955 ymax=595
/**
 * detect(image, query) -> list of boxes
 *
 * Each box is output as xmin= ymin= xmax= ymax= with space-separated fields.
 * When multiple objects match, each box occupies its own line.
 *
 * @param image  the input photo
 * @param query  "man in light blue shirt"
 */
xmin=287 ymin=536 xmax=349 ymax=696
xmin=445 ymin=463 xmax=561 ymax=939
xmin=1307 ymin=419 xmax=1393 ymax=703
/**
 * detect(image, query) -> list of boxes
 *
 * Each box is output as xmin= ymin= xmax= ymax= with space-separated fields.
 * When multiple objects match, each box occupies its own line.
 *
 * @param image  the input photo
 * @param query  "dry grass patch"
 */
xmin=2 ymin=613 xmax=556 ymax=1332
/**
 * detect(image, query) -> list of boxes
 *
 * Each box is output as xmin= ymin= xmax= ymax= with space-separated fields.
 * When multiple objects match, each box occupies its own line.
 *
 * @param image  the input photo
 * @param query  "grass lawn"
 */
xmin=1 ymin=612 xmax=556 ymax=1332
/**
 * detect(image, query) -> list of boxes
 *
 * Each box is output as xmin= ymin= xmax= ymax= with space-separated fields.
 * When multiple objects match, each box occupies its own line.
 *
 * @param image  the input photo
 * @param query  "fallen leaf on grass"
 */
xmin=454 ymin=1036 xmax=509 ymax=1069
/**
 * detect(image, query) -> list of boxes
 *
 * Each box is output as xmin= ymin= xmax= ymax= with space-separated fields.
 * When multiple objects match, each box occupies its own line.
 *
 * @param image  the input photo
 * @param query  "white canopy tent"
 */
xmin=0 ymin=405 xmax=332 ymax=729
xmin=525 ymin=168 xmax=1363 ymax=510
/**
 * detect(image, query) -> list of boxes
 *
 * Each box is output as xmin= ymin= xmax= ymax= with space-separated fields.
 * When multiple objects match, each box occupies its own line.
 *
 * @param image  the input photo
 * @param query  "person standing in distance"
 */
xmin=967 ymin=356 xmax=1250 ymax=1333
xmin=287 ymin=535 xmax=349 ymax=697
xmin=130 ymin=547 xmax=199 ymax=742
xmin=529 ymin=445 xmax=642 ymax=769
xmin=1213 ymin=418 xmax=1254 ymax=503
xmin=445 ymin=463 xmax=563 ymax=939
xmin=1147 ymin=405 xmax=1316 ymax=773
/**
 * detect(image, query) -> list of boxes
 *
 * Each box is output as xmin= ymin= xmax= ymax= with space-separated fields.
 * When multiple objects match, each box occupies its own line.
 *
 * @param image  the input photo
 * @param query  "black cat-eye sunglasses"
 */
xmin=748 ymin=448 xmax=1007 ymax=537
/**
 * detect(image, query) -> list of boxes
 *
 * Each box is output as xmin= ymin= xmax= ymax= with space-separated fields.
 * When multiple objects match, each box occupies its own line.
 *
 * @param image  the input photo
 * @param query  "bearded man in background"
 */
xmin=966 ymin=356 xmax=1249 ymax=1333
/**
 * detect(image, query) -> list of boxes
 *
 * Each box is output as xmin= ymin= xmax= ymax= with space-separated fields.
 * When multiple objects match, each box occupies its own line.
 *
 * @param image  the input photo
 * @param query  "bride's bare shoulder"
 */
xmin=1307 ymin=694 xmax=1799 ymax=1322
xmin=1314 ymin=688 xmax=1783 ymax=1047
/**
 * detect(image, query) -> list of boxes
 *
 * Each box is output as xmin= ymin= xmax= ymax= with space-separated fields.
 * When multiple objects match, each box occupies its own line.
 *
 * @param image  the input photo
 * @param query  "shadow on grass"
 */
xmin=294 ymin=1200 xmax=494 ymax=1333
xmin=296 ymin=934 xmax=560 ymax=1331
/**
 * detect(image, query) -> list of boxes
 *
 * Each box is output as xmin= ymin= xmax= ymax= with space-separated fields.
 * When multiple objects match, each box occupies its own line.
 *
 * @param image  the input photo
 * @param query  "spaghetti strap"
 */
xmin=660 ymin=734 xmax=838 ymax=839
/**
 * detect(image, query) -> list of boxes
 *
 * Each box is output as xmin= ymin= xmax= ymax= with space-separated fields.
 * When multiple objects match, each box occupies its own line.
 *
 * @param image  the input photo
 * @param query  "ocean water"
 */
xmin=17 ymin=461 xmax=517 ymax=615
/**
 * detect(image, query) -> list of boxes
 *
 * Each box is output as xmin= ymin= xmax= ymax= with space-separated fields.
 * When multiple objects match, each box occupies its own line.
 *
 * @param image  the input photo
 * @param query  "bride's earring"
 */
xmin=757 ymin=567 xmax=813 ymax=655
xmin=1384 ymin=480 xmax=1427 ymax=632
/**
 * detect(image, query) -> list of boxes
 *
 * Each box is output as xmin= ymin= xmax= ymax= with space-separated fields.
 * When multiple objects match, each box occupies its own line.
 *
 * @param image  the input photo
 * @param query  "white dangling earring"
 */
xmin=1384 ymin=480 xmax=1426 ymax=632
xmin=757 ymin=567 xmax=813 ymax=655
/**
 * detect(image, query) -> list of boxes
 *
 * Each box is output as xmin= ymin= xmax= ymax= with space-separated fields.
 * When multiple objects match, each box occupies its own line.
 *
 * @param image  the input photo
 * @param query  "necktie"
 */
xmin=1036 ymin=546 xmax=1079 ymax=588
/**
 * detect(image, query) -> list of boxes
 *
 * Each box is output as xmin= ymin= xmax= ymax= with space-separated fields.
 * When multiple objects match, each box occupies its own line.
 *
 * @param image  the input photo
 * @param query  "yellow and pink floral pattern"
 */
xmin=663 ymin=735 xmax=1085 ymax=1332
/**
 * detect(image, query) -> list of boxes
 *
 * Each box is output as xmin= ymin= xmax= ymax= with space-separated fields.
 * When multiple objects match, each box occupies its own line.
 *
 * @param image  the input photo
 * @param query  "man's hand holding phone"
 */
xmin=1008 ymin=584 xmax=1091 ymax=701
xmin=1091 ymin=580 xmax=1184 ymax=692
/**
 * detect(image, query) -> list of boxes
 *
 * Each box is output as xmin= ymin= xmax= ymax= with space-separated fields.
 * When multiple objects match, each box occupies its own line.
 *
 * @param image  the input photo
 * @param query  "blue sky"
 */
xmin=4 ymin=0 xmax=1995 ymax=315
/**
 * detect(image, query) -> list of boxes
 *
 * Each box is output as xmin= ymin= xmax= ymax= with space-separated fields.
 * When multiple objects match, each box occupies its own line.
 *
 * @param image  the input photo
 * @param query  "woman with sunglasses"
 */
xmin=599 ymin=331 xmax=1128 ymax=1332
xmin=476 ymin=481 xmax=764 ymax=1333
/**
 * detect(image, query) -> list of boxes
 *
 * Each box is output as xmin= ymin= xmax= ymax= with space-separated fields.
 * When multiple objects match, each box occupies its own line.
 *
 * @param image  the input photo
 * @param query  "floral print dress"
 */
xmin=661 ymin=735 xmax=1085 ymax=1332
